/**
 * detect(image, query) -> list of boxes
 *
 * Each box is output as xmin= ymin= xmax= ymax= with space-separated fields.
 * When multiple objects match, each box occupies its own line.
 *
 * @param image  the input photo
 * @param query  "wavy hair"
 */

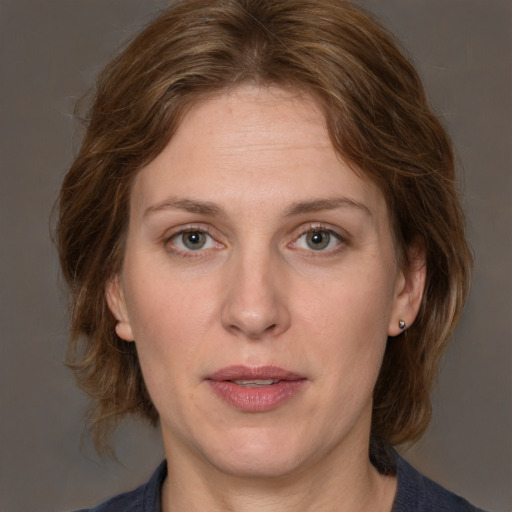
xmin=57 ymin=0 xmax=472 ymax=453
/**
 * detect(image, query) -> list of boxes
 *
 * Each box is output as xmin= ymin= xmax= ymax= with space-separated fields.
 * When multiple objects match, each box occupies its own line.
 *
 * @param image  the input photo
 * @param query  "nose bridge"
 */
xmin=221 ymin=242 xmax=289 ymax=339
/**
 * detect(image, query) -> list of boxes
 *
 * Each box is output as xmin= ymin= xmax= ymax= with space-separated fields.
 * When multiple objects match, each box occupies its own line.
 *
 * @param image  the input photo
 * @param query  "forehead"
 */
xmin=130 ymin=85 xmax=386 ymax=222
xmin=165 ymin=86 xmax=331 ymax=170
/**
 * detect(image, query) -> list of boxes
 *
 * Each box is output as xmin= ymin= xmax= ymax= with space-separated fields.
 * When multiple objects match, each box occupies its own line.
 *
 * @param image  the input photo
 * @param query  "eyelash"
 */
xmin=164 ymin=223 xmax=346 ymax=258
xmin=289 ymin=224 xmax=346 ymax=256
xmin=164 ymin=225 xmax=222 ymax=257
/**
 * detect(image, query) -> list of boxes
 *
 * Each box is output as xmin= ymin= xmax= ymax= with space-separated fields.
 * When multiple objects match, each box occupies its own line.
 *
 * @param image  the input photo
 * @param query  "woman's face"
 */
xmin=108 ymin=86 xmax=424 ymax=479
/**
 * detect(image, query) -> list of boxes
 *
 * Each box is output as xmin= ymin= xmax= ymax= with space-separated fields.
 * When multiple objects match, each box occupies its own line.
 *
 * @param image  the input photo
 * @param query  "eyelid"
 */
xmin=288 ymin=223 xmax=348 ymax=253
xmin=164 ymin=224 xmax=224 ymax=255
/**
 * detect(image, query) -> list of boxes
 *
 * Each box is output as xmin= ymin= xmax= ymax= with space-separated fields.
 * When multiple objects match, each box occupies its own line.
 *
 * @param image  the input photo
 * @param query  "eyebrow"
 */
xmin=144 ymin=198 xmax=223 ymax=218
xmin=143 ymin=196 xmax=372 ymax=219
xmin=283 ymin=197 xmax=372 ymax=217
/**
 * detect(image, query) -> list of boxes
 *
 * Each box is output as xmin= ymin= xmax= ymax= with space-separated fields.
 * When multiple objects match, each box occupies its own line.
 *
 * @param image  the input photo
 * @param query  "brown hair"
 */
xmin=57 ymin=0 xmax=472 ymax=453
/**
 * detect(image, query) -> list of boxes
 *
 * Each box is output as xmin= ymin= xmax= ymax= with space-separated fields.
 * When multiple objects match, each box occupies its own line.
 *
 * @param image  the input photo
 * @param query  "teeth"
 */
xmin=233 ymin=379 xmax=278 ymax=387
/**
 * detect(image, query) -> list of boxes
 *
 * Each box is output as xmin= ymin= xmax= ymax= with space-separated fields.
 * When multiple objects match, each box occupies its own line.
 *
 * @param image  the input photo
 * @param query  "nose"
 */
xmin=221 ymin=249 xmax=291 ymax=340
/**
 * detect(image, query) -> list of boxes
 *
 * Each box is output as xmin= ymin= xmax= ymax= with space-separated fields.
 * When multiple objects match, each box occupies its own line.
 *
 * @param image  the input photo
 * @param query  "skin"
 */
xmin=107 ymin=85 xmax=426 ymax=512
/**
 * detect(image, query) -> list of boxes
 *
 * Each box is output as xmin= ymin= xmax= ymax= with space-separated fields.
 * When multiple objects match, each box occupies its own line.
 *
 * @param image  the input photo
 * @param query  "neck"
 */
xmin=161 ymin=438 xmax=396 ymax=512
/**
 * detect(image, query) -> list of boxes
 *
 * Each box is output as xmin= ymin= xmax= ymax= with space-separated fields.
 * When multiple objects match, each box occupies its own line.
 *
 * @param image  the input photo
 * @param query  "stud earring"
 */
xmin=398 ymin=320 xmax=406 ymax=330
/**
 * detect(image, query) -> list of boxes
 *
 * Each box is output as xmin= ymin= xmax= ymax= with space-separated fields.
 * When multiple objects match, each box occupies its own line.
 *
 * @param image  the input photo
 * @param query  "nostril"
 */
xmin=220 ymin=278 xmax=291 ymax=339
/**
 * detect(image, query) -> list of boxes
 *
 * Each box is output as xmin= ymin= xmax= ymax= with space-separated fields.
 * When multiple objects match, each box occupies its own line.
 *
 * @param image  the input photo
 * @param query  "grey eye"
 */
xmin=305 ymin=230 xmax=331 ymax=250
xmin=293 ymin=229 xmax=341 ymax=252
xmin=167 ymin=228 xmax=220 ymax=254
xmin=181 ymin=231 xmax=207 ymax=250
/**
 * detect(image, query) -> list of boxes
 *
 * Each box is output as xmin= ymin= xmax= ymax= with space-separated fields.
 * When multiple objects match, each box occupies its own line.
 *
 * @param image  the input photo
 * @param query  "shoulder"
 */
xmin=71 ymin=461 xmax=167 ymax=512
xmin=393 ymin=453 xmax=488 ymax=512
xmin=72 ymin=488 xmax=141 ymax=512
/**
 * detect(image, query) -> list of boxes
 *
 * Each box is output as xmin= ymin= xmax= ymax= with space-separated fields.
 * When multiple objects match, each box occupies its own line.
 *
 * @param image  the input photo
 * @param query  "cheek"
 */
xmin=297 ymin=268 xmax=395 ymax=340
xmin=122 ymin=266 xmax=221 ymax=380
xmin=294 ymin=266 xmax=394 ymax=382
xmin=124 ymin=257 xmax=214 ymax=334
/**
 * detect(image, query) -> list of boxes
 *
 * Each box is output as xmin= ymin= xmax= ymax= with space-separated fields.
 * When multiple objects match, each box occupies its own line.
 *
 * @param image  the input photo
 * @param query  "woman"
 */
xmin=57 ymin=0 xmax=483 ymax=510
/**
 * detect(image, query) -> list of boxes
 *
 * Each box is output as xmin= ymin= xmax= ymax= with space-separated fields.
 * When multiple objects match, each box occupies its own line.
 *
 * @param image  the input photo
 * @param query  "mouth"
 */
xmin=206 ymin=366 xmax=307 ymax=412
xmin=231 ymin=379 xmax=280 ymax=387
xmin=208 ymin=365 xmax=304 ymax=382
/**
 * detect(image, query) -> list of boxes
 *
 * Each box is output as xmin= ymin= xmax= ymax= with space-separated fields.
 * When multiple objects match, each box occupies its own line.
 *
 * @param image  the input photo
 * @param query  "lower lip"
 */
xmin=207 ymin=380 xmax=306 ymax=412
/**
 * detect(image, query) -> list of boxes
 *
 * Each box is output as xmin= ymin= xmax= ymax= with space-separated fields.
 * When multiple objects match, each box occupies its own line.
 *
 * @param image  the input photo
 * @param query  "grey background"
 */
xmin=0 ymin=1 xmax=510 ymax=511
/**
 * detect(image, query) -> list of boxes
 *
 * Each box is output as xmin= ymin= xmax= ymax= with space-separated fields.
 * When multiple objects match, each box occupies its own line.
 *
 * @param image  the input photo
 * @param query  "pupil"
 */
xmin=307 ymin=230 xmax=329 ymax=250
xmin=184 ymin=231 xmax=205 ymax=249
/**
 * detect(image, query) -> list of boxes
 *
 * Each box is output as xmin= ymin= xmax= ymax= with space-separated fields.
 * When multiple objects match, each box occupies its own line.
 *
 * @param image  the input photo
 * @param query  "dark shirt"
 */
xmin=392 ymin=455 xmax=485 ymax=511
xmin=74 ymin=453 xmax=487 ymax=512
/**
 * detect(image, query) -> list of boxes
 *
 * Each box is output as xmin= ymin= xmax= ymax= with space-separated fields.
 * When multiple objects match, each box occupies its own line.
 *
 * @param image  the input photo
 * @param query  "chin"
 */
xmin=199 ymin=426 xmax=315 ymax=479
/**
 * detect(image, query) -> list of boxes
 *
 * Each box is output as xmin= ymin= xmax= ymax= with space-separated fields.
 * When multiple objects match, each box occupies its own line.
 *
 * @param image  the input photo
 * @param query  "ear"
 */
xmin=105 ymin=274 xmax=135 ymax=342
xmin=388 ymin=243 xmax=426 ymax=337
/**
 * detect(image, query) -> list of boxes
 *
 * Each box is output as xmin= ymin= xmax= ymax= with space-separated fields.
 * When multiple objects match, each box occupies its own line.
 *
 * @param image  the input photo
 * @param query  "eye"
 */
xmin=293 ymin=229 xmax=342 ymax=251
xmin=169 ymin=230 xmax=217 ymax=251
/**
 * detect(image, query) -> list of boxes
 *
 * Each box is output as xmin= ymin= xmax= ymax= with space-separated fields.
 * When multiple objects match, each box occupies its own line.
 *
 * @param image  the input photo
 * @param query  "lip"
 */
xmin=206 ymin=365 xmax=307 ymax=412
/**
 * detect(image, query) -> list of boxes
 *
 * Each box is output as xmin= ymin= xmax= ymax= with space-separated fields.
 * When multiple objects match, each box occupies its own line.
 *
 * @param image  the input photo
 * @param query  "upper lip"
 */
xmin=208 ymin=365 xmax=304 ymax=382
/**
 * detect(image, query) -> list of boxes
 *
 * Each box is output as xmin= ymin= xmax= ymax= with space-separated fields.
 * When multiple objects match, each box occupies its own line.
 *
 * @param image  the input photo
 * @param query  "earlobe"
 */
xmin=388 ymin=244 xmax=426 ymax=337
xmin=105 ymin=275 xmax=135 ymax=342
